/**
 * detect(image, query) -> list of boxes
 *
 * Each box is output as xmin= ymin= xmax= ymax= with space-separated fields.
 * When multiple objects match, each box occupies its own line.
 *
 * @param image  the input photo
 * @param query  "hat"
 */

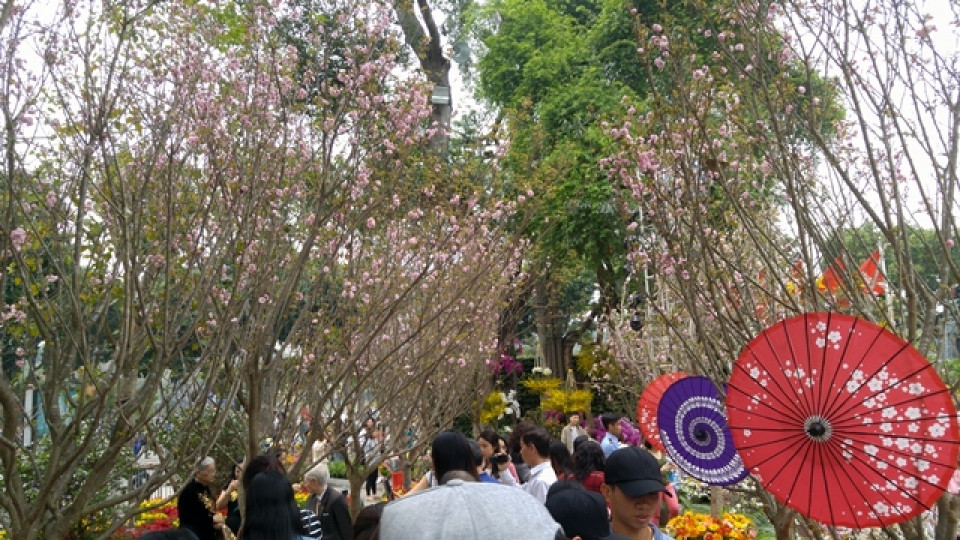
xmin=604 ymin=446 xmax=671 ymax=498
xmin=380 ymin=479 xmax=562 ymax=540
xmin=546 ymin=487 xmax=614 ymax=539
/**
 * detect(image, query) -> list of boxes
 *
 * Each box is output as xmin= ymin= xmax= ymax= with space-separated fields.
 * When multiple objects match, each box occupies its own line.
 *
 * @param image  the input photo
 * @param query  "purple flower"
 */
xmin=491 ymin=353 xmax=523 ymax=376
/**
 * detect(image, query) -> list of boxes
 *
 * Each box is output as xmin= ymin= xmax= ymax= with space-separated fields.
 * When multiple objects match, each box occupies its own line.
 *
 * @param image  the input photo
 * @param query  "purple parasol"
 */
xmin=657 ymin=376 xmax=748 ymax=486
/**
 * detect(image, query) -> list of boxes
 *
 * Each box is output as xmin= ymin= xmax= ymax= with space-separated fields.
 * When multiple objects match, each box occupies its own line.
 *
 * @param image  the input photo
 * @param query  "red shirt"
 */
xmin=579 ymin=470 xmax=605 ymax=494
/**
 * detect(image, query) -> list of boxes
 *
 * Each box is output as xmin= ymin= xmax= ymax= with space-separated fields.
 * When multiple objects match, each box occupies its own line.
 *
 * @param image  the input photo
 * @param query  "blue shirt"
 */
xmin=601 ymin=433 xmax=620 ymax=457
xmin=478 ymin=471 xmax=499 ymax=484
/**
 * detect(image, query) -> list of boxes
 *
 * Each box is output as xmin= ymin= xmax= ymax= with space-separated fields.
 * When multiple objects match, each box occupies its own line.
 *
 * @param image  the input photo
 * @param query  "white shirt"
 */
xmin=485 ymin=466 xmax=517 ymax=487
xmin=521 ymin=461 xmax=557 ymax=504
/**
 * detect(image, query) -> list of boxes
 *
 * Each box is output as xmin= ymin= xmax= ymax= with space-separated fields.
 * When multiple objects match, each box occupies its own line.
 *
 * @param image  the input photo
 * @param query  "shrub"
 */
xmin=328 ymin=460 xmax=347 ymax=478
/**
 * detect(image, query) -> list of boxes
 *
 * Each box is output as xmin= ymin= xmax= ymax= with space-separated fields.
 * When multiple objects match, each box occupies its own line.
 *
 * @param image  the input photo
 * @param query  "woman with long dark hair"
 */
xmin=572 ymin=440 xmax=605 ymax=494
xmin=243 ymin=453 xmax=321 ymax=538
xmin=476 ymin=428 xmax=518 ymax=486
xmin=217 ymin=458 xmax=244 ymax=535
xmin=240 ymin=471 xmax=310 ymax=540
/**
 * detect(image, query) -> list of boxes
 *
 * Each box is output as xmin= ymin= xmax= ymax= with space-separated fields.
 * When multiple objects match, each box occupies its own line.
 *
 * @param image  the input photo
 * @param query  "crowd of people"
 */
xmin=166 ymin=411 xmax=681 ymax=540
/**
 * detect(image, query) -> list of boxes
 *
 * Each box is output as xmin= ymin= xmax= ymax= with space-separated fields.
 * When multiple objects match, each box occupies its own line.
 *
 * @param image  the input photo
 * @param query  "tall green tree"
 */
xmin=469 ymin=0 xmax=830 ymax=376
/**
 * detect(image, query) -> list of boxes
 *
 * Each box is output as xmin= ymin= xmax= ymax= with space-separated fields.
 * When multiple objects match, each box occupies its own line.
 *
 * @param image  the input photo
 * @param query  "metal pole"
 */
xmin=23 ymin=341 xmax=45 ymax=447
xmin=878 ymin=242 xmax=895 ymax=326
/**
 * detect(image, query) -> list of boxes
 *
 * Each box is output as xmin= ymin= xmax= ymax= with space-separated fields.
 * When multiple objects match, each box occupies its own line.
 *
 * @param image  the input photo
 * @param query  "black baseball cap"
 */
xmin=604 ymin=446 xmax=671 ymax=498
xmin=545 ymin=484 xmax=620 ymax=539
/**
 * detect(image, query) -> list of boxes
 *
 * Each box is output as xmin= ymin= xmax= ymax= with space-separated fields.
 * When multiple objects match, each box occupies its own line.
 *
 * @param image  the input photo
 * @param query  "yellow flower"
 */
xmin=521 ymin=377 xmax=562 ymax=394
xmin=540 ymin=388 xmax=593 ymax=413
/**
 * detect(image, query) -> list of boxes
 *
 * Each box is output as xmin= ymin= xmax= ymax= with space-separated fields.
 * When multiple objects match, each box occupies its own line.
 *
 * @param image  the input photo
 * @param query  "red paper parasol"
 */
xmin=637 ymin=371 xmax=687 ymax=452
xmin=728 ymin=313 xmax=960 ymax=528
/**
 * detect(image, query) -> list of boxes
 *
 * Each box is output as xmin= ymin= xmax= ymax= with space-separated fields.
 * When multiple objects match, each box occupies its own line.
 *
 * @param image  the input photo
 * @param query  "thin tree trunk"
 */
xmin=935 ymin=493 xmax=959 ymax=540
xmin=348 ymin=475 xmax=364 ymax=519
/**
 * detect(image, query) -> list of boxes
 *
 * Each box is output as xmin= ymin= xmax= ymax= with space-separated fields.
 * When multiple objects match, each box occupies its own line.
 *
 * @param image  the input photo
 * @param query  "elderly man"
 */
xmin=302 ymin=463 xmax=353 ymax=540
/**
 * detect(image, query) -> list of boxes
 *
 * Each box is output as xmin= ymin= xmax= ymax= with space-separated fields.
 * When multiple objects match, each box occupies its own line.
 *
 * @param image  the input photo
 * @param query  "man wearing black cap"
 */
xmin=602 ymin=447 xmax=675 ymax=540
xmin=546 ymin=481 xmax=630 ymax=540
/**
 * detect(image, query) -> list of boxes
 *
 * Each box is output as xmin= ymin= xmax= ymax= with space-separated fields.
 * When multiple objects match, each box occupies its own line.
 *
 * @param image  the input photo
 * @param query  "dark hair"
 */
xmin=566 ymin=411 xmax=580 ymax=419
xmin=572 ymin=434 xmax=590 ymax=453
xmin=431 ymin=429 xmax=479 ymax=482
xmin=138 ymin=530 xmax=200 ymax=540
xmin=520 ymin=426 xmax=552 ymax=457
xmin=546 ymin=478 xmax=586 ymax=500
xmin=478 ymin=427 xmax=500 ymax=453
xmin=601 ymin=413 xmax=622 ymax=430
xmin=467 ymin=438 xmax=484 ymax=469
xmin=242 ymin=453 xmax=286 ymax=492
xmin=549 ymin=441 xmax=574 ymax=477
xmin=229 ymin=458 xmax=244 ymax=481
xmin=354 ymin=502 xmax=385 ymax=540
xmin=643 ymin=440 xmax=654 ymax=450
xmin=573 ymin=441 xmax=605 ymax=483
xmin=223 ymin=457 xmax=244 ymax=491
xmin=506 ymin=419 xmax=535 ymax=454
xmin=241 ymin=471 xmax=307 ymax=540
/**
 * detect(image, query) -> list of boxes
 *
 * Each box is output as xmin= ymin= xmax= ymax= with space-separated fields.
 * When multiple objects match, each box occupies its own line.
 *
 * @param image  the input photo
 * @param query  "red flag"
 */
xmin=859 ymin=249 xmax=886 ymax=295
xmin=816 ymin=257 xmax=845 ymax=293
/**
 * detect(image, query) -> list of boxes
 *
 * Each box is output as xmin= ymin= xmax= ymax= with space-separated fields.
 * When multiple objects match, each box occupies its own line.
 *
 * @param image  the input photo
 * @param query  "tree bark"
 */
xmin=534 ymin=283 xmax=571 ymax=376
xmin=935 ymin=492 xmax=959 ymax=540
xmin=391 ymin=0 xmax=452 ymax=158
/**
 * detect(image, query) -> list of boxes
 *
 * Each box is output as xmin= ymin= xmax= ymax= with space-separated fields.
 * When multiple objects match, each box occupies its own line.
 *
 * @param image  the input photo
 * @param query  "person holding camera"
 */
xmin=477 ymin=428 xmax=518 ymax=487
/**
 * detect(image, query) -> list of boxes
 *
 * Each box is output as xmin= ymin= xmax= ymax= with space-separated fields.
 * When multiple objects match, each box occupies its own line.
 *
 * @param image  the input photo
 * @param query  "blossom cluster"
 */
xmin=489 ymin=353 xmax=524 ymax=376
xmin=665 ymin=510 xmax=756 ymax=540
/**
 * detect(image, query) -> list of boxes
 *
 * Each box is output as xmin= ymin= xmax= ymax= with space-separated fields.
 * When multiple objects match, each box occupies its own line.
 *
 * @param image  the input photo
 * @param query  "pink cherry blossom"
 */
xmin=10 ymin=227 xmax=26 ymax=250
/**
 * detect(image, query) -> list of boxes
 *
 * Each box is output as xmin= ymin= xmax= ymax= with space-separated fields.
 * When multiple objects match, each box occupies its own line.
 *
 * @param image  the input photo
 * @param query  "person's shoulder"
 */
xmin=329 ymin=490 xmax=348 ymax=505
xmin=179 ymin=480 xmax=201 ymax=496
xmin=650 ymin=523 xmax=674 ymax=540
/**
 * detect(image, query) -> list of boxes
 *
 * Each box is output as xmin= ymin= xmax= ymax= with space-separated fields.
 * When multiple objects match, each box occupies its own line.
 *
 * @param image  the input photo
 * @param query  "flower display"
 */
xmin=490 ymin=352 xmax=524 ymax=376
xmin=539 ymin=388 xmax=592 ymax=415
xmin=591 ymin=416 xmax=641 ymax=446
xmin=133 ymin=498 xmax=179 ymax=533
xmin=479 ymin=389 xmax=521 ymax=426
xmin=665 ymin=510 xmax=756 ymax=540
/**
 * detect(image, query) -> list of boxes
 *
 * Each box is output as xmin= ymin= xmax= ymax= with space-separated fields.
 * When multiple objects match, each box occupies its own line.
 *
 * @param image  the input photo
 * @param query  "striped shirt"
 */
xmin=299 ymin=508 xmax=322 ymax=538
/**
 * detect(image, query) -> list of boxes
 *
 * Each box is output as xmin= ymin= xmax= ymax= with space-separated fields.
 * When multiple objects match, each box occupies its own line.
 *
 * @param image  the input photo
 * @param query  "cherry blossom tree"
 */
xmin=0 ymin=0 xmax=523 ymax=536
xmin=599 ymin=0 xmax=958 ymax=537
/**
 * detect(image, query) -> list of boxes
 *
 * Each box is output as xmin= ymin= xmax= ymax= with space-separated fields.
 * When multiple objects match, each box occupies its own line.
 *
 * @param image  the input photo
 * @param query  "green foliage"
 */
xmin=328 ymin=460 xmax=347 ymax=479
